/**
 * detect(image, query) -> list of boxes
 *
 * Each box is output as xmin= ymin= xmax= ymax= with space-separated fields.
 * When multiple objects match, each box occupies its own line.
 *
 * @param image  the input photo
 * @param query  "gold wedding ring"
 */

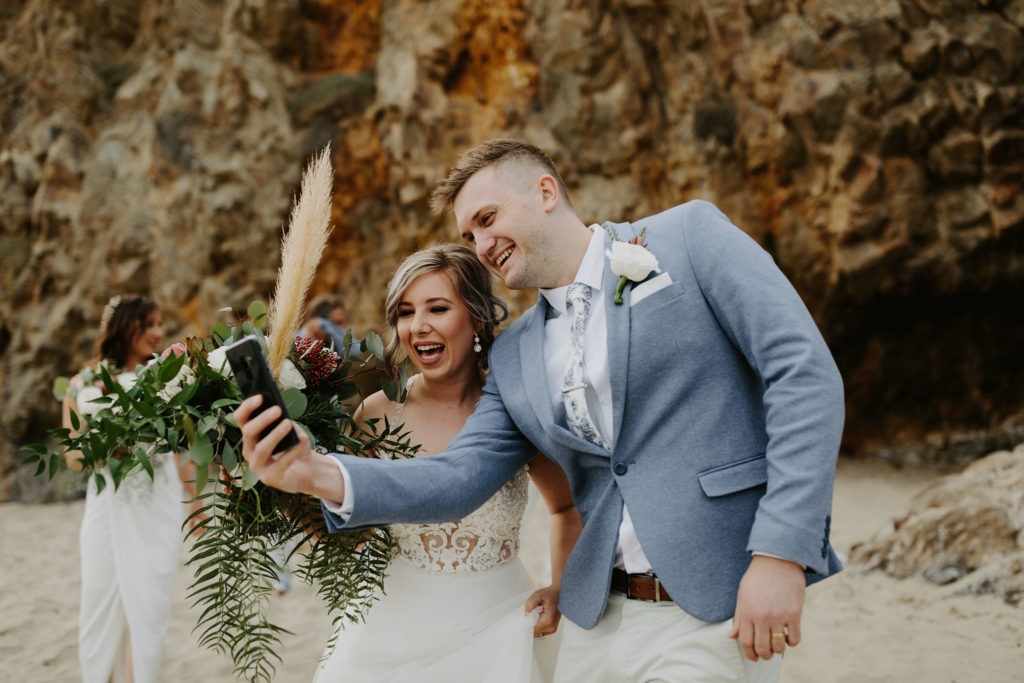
xmin=771 ymin=632 xmax=786 ymax=639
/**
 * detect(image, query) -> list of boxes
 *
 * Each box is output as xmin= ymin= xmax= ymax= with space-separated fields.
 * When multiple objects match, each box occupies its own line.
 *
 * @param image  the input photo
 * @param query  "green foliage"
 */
xmin=23 ymin=302 xmax=421 ymax=682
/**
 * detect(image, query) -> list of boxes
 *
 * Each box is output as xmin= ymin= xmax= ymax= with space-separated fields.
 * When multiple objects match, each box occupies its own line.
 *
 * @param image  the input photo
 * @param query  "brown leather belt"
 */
xmin=611 ymin=568 xmax=672 ymax=603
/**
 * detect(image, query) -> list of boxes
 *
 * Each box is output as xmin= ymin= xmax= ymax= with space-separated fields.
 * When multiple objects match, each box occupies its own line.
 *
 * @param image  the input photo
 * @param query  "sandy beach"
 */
xmin=1 ymin=457 xmax=1021 ymax=682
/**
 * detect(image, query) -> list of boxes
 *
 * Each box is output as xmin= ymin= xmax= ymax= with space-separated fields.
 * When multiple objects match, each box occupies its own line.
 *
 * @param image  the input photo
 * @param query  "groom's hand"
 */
xmin=235 ymin=395 xmax=344 ymax=501
xmin=729 ymin=555 xmax=805 ymax=661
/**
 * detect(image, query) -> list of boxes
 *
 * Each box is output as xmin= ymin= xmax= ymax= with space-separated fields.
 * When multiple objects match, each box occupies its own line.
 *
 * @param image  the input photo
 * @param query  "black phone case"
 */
xmin=224 ymin=336 xmax=301 ymax=453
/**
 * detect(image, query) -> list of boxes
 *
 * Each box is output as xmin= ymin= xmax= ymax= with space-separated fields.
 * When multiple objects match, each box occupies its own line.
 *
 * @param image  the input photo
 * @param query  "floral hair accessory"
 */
xmin=100 ymin=295 xmax=123 ymax=332
xmin=605 ymin=226 xmax=660 ymax=304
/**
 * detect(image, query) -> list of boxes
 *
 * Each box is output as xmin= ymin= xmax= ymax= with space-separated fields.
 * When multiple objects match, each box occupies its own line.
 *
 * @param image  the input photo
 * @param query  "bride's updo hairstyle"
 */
xmin=97 ymin=294 xmax=159 ymax=368
xmin=383 ymin=244 xmax=509 ymax=377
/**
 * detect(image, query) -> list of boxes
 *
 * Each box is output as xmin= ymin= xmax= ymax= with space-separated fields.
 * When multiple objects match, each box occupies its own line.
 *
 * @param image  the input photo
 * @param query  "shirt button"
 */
xmin=613 ymin=463 xmax=628 ymax=476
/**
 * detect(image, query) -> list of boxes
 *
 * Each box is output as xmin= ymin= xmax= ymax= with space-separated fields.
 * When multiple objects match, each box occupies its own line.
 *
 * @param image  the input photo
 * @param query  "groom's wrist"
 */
xmin=309 ymin=453 xmax=346 ymax=503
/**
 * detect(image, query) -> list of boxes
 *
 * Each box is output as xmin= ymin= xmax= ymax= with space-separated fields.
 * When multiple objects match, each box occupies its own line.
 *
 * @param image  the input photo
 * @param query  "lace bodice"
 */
xmin=387 ymin=375 xmax=529 ymax=574
xmin=390 ymin=468 xmax=529 ymax=574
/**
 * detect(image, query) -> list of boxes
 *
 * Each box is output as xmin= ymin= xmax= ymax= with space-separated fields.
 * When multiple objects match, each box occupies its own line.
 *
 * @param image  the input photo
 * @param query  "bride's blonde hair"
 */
xmin=382 ymin=245 xmax=509 ymax=378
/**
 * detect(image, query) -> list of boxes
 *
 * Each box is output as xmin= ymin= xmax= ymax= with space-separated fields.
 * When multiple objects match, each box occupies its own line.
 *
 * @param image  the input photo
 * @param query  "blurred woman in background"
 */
xmin=62 ymin=294 xmax=202 ymax=683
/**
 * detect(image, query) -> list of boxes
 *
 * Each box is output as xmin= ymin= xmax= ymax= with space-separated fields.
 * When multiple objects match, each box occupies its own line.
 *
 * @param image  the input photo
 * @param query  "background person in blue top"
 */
xmin=302 ymin=293 xmax=359 ymax=355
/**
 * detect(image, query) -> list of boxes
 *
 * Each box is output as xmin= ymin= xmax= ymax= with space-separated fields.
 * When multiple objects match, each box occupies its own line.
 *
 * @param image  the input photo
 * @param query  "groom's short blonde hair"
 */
xmin=429 ymin=138 xmax=572 ymax=215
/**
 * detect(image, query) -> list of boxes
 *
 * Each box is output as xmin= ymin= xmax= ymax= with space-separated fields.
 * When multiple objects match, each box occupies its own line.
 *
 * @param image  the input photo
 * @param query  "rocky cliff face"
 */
xmin=2 ymin=0 xmax=1023 ymax=499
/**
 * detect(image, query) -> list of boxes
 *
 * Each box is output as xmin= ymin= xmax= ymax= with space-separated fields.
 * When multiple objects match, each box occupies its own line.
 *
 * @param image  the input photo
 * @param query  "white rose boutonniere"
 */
xmin=606 ymin=227 xmax=660 ymax=304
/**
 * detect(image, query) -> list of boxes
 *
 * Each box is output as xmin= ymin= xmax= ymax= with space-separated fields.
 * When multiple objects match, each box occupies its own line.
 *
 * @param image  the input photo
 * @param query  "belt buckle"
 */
xmin=634 ymin=572 xmax=661 ymax=603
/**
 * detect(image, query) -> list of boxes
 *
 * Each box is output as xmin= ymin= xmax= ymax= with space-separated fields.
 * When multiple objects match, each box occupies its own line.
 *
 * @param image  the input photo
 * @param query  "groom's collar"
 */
xmin=540 ymin=225 xmax=606 ymax=315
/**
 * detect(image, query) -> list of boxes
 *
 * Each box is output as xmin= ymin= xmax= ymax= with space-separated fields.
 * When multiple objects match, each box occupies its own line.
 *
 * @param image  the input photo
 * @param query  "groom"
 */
xmin=237 ymin=139 xmax=845 ymax=681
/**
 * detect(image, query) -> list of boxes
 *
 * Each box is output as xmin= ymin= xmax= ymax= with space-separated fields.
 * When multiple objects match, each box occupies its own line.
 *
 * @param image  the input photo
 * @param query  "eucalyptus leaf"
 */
xmin=241 ymin=464 xmax=260 ymax=491
xmin=194 ymin=462 xmax=209 ymax=494
xmin=281 ymin=388 xmax=307 ymax=419
xmin=364 ymin=331 xmax=385 ymax=361
xmin=247 ymin=301 xmax=267 ymax=323
xmin=52 ymin=376 xmax=71 ymax=401
xmin=197 ymin=415 xmax=219 ymax=436
xmin=190 ymin=434 xmax=214 ymax=468
xmin=211 ymin=322 xmax=232 ymax=343
xmin=381 ymin=378 xmax=399 ymax=403
xmin=221 ymin=443 xmax=237 ymax=473
xmin=183 ymin=415 xmax=197 ymax=444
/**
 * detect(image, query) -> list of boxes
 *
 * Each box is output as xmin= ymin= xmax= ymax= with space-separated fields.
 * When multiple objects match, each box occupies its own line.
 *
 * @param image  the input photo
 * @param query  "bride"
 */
xmin=311 ymin=244 xmax=581 ymax=682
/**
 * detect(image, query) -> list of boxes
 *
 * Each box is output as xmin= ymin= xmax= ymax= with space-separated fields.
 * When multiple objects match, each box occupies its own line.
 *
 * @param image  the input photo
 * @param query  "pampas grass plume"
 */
xmin=266 ymin=145 xmax=334 ymax=380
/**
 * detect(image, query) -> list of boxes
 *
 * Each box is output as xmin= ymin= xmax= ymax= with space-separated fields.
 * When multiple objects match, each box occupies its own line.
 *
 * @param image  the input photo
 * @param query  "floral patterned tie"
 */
xmin=562 ymin=283 xmax=611 ymax=450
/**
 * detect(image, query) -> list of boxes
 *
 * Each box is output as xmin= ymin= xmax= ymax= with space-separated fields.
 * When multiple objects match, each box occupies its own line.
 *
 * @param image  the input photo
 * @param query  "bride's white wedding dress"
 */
xmin=312 ymin=463 xmax=553 ymax=682
xmin=75 ymin=371 xmax=185 ymax=683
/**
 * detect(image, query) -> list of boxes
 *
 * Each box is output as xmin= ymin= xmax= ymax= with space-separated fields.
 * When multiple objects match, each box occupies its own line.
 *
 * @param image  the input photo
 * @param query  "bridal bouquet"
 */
xmin=23 ymin=147 xmax=416 ymax=682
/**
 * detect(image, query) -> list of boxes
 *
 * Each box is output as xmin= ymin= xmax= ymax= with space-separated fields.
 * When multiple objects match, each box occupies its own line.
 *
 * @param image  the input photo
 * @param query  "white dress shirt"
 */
xmin=539 ymin=226 xmax=653 ymax=573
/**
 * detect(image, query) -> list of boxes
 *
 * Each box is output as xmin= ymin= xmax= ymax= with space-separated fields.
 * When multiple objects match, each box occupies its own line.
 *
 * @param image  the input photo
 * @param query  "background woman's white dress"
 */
xmin=313 ymin=466 xmax=554 ymax=682
xmin=76 ymin=371 xmax=185 ymax=683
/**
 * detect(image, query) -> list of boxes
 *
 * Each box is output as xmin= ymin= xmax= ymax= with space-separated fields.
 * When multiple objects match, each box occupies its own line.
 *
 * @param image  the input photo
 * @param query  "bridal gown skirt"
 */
xmin=77 ymin=454 xmax=184 ymax=683
xmin=313 ymin=557 xmax=556 ymax=682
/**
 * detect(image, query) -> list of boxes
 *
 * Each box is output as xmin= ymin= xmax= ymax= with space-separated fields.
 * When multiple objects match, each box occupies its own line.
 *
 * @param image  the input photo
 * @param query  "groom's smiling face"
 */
xmin=454 ymin=164 xmax=561 ymax=290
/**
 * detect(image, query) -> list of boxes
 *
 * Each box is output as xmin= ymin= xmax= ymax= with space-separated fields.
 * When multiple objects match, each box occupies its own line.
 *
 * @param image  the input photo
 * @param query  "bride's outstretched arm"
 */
xmin=524 ymin=453 xmax=582 ymax=638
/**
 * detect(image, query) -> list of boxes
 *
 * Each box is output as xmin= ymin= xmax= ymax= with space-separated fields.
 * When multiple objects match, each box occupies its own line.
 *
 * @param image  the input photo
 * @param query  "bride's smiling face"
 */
xmin=128 ymin=310 xmax=165 ymax=365
xmin=396 ymin=271 xmax=478 ymax=379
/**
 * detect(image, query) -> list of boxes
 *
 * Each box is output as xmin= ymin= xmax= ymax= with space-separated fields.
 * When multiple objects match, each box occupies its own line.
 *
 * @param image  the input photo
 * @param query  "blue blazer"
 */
xmin=325 ymin=200 xmax=845 ymax=629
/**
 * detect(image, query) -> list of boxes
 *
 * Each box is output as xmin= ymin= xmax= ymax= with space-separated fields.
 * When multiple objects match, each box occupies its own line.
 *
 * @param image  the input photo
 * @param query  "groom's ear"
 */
xmin=537 ymin=175 xmax=559 ymax=212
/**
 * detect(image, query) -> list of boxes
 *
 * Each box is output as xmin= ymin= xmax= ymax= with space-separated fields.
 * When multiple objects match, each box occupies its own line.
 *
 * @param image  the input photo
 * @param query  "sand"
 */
xmin=1 ymin=458 xmax=1021 ymax=682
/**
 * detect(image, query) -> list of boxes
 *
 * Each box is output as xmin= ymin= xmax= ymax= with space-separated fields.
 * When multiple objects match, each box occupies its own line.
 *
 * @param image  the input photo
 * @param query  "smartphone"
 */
xmin=224 ymin=335 xmax=301 ymax=454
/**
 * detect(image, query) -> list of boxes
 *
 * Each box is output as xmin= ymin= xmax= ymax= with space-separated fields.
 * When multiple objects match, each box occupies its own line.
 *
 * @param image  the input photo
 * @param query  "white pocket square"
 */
xmin=630 ymin=272 xmax=673 ymax=306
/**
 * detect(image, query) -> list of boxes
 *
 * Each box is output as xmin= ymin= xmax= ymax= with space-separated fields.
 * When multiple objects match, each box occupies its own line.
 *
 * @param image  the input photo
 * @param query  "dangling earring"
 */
xmin=473 ymin=334 xmax=482 ymax=353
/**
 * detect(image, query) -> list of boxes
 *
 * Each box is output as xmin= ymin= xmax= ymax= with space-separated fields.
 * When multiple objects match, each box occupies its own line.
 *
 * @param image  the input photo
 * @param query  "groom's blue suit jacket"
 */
xmin=325 ymin=201 xmax=845 ymax=629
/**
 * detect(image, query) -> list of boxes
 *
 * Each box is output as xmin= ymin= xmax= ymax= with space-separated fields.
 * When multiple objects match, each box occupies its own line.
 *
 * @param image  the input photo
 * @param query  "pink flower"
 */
xmin=161 ymin=342 xmax=188 ymax=359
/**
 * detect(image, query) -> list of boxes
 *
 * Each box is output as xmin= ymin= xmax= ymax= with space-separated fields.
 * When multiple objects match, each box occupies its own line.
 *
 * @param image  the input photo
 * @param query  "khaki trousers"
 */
xmin=553 ymin=593 xmax=783 ymax=682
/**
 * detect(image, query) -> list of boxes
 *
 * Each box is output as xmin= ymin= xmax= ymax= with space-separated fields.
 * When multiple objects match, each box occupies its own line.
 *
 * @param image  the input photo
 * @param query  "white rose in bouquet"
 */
xmin=158 ymin=364 xmax=196 ymax=401
xmin=206 ymin=345 xmax=233 ymax=378
xmin=278 ymin=358 xmax=307 ymax=391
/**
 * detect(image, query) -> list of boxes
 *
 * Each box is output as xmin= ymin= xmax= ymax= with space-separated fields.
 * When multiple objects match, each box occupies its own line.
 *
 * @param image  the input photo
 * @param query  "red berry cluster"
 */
xmin=292 ymin=336 xmax=339 ymax=387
